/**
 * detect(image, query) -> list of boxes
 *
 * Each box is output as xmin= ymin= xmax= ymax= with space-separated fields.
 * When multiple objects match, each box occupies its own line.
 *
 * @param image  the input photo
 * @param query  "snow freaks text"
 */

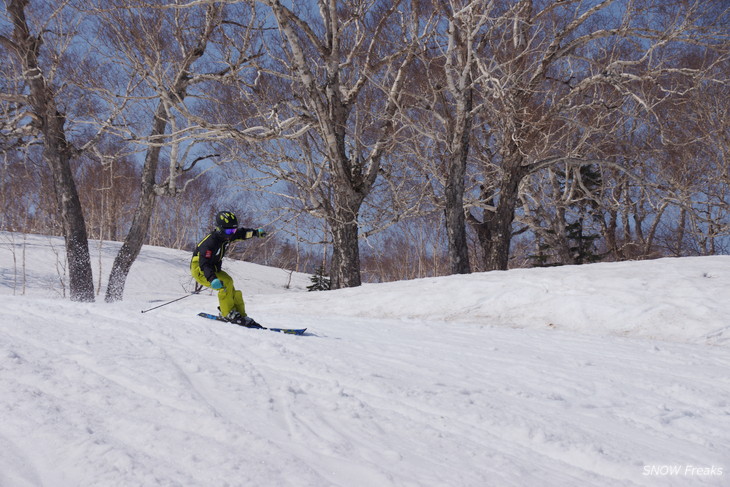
xmin=643 ymin=464 xmax=724 ymax=477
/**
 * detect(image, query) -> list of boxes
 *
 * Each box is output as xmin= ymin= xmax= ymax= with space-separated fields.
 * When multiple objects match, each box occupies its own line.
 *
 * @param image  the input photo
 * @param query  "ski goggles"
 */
xmin=223 ymin=228 xmax=237 ymax=235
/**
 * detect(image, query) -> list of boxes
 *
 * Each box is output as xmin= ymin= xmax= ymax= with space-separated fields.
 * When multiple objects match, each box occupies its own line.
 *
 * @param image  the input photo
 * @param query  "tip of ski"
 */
xmin=268 ymin=327 xmax=307 ymax=335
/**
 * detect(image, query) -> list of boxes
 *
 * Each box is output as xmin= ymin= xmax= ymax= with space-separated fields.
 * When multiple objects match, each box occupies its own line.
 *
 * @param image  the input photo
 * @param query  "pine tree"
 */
xmin=566 ymin=218 xmax=601 ymax=265
xmin=307 ymin=266 xmax=331 ymax=291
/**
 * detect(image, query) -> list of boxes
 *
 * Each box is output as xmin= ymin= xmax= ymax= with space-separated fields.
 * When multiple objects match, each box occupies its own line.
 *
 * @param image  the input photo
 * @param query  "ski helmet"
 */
xmin=215 ymin=210 xmax=238 ymax=232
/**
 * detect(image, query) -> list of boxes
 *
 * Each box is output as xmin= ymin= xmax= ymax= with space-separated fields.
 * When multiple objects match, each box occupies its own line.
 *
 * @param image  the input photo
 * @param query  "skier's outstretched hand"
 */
xmin=210 ymin=278 xmax=223 ymax=290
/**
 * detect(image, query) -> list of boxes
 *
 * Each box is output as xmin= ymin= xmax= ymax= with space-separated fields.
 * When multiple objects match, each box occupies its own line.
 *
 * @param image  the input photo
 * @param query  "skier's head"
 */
xmin=214 ymin=210 xmax=238 ymax=238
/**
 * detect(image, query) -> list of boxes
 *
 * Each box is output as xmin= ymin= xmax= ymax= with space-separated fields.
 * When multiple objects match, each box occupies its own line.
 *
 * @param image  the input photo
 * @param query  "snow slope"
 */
xmin=1 ymin=232 xmax=728 ymax=486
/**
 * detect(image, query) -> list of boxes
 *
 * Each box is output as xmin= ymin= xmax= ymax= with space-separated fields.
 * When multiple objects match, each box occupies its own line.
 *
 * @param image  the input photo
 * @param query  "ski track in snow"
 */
xmin=1 ymin=234 xmax=729 ymax=486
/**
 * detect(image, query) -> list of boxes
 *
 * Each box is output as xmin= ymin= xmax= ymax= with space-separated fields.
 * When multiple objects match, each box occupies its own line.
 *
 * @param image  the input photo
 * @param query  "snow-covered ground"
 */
xmin=1 ymin=232 xmax=728 ymax=486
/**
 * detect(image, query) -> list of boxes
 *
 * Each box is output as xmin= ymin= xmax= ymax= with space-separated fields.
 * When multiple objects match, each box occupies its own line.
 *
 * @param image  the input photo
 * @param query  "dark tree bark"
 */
xmin=3 ymin=0 xmax=95 ymax=301
xmin=330 ymin=195 xmax=363 ymax=288
xmin=105 ymin=103 xmax=167 ymax=302
xmin=443 ymin=86 xmax=474 ymax=275
xmin=471 ymin=164 xmax=526 ymax=271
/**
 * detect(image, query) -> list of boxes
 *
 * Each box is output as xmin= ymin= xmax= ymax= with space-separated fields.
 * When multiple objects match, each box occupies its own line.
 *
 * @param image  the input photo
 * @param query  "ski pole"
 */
xmin=140 ymin=284 xmax=203 ymax=313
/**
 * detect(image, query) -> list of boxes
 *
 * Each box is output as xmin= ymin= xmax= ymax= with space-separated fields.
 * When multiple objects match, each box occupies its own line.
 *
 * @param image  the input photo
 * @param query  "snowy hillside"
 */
xmin=1 ymin=232 xmax=728 ymax=486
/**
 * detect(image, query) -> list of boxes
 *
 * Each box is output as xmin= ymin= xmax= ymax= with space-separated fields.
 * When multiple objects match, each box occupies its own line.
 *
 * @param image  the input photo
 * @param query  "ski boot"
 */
xmin=224 ymin=310 xmax=263 ymax=329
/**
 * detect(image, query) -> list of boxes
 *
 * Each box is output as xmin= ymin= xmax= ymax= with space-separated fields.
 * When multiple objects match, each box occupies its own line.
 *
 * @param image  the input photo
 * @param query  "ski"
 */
xmin=197 ymin=312 xmax=307 ymax=335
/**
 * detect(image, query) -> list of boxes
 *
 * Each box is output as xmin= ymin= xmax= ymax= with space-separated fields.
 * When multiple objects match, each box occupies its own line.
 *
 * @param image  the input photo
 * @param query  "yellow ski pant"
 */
xmin=190 ymin=256 xmax=246 ymax=317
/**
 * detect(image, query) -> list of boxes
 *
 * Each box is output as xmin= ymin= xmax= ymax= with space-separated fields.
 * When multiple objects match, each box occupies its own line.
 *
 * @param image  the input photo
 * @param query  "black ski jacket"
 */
xmin=192 ymin=228 xmax=257 ymax=282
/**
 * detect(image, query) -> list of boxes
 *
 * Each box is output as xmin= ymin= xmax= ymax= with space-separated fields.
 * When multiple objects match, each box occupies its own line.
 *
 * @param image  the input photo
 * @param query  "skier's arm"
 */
xmin=232 ymin=227 xmax=267 ymax=241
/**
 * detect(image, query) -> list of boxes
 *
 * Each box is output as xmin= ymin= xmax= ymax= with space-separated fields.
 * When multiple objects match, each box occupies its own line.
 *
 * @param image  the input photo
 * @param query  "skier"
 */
xmin=191 ymin=210 xmax=267 ymax=326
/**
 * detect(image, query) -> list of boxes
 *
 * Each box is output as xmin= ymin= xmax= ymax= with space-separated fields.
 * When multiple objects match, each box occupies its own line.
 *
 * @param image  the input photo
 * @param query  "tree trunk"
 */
xmin=675 ymin=207 xmax=687 ymax=256
xmin=602 ymin=209 xmax=621 ymax=260
xmin=485 ymin=169 xmax=523 ymax=270
xmin=105 ymin=104 xmax=166 ymax=302
xmin=471 ymin=165 xmax=525 ymax=271
xmin=552 ymin=205 xmax=575 ymax=265
xmin=5 ymin=0 xmax=94 ymax=301
xmin=45 ymin=126 xmax=96 ymax=302
xmin=443 ymin=87 xmax=473 ymax=275
xmin=104 ymin=195 xmax=156 ymax=302
xmin=444 ymin=161 xmax=471 ymax=274
xmin=329 ymin=207 xmax=362 ymax=289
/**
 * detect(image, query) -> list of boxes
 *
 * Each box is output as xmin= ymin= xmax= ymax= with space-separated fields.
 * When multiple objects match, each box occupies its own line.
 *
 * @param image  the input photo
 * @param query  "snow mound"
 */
xmin=1 ymin=232 xmax=728 ymax=486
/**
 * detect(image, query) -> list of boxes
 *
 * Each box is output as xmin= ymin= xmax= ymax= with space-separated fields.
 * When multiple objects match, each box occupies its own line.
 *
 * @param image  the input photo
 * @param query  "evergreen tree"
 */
xmin=565 ymin=218 xmax=601 ymax=265
xmin=307 ymin=266 xmax=331 ymax=292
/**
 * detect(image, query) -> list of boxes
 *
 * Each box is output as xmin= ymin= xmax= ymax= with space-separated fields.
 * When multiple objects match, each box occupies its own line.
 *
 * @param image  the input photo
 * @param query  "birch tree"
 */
xmin=1 ymin=0 xmax=96 ymax=301
xmin=404 ymin=0 xmax=491 ymax=275
xmin=90 ymin=1 xmax=238 ymax=302
xmin=513 ymin=0 xmax=730 ymax=265
xmin=242 ymin=0 xmax=421 ymax=288
xmin=420 ymin=0 xmax=729 ymax=271
xmin=643 ymin=46 xmax=730 ymax=256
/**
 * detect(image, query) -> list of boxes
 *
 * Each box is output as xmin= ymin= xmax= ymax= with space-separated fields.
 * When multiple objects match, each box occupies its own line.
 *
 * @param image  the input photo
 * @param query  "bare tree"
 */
xmin=645 ymin=47 xmax=730 ymax=256
xmin=88 ymin=1 xmax=244 ymax=301
xmin=1 ymin=0 xmax=95 ymax=301
xmin=404 ymin=0 xmax=494 ymax=275
xmin=509 ymin=0 xmax=730 ymax=266
xmin=229 ymin=0 xmax=422 ymax=288
xmin=421 ymin=0 xmax=730 ymax=271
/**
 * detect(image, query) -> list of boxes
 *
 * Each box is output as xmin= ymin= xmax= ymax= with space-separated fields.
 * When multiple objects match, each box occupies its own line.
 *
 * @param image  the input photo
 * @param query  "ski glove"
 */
xmin=210 ymin=278 xmax=223 ymax=290
xmin=255 ymin=228 xmax=267 ymax=238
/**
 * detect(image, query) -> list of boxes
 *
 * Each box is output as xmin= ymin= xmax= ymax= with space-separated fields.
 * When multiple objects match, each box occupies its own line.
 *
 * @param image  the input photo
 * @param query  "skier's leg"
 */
xmin=215 ymin=271 xmax=236 ymax=316
xmin=190 ymin=256 xmax=210 ymax=287
xmin=233 ymin=289 xmax=247 ymax=317
xmin=221 ymin=272 xmax=246 ymax=316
